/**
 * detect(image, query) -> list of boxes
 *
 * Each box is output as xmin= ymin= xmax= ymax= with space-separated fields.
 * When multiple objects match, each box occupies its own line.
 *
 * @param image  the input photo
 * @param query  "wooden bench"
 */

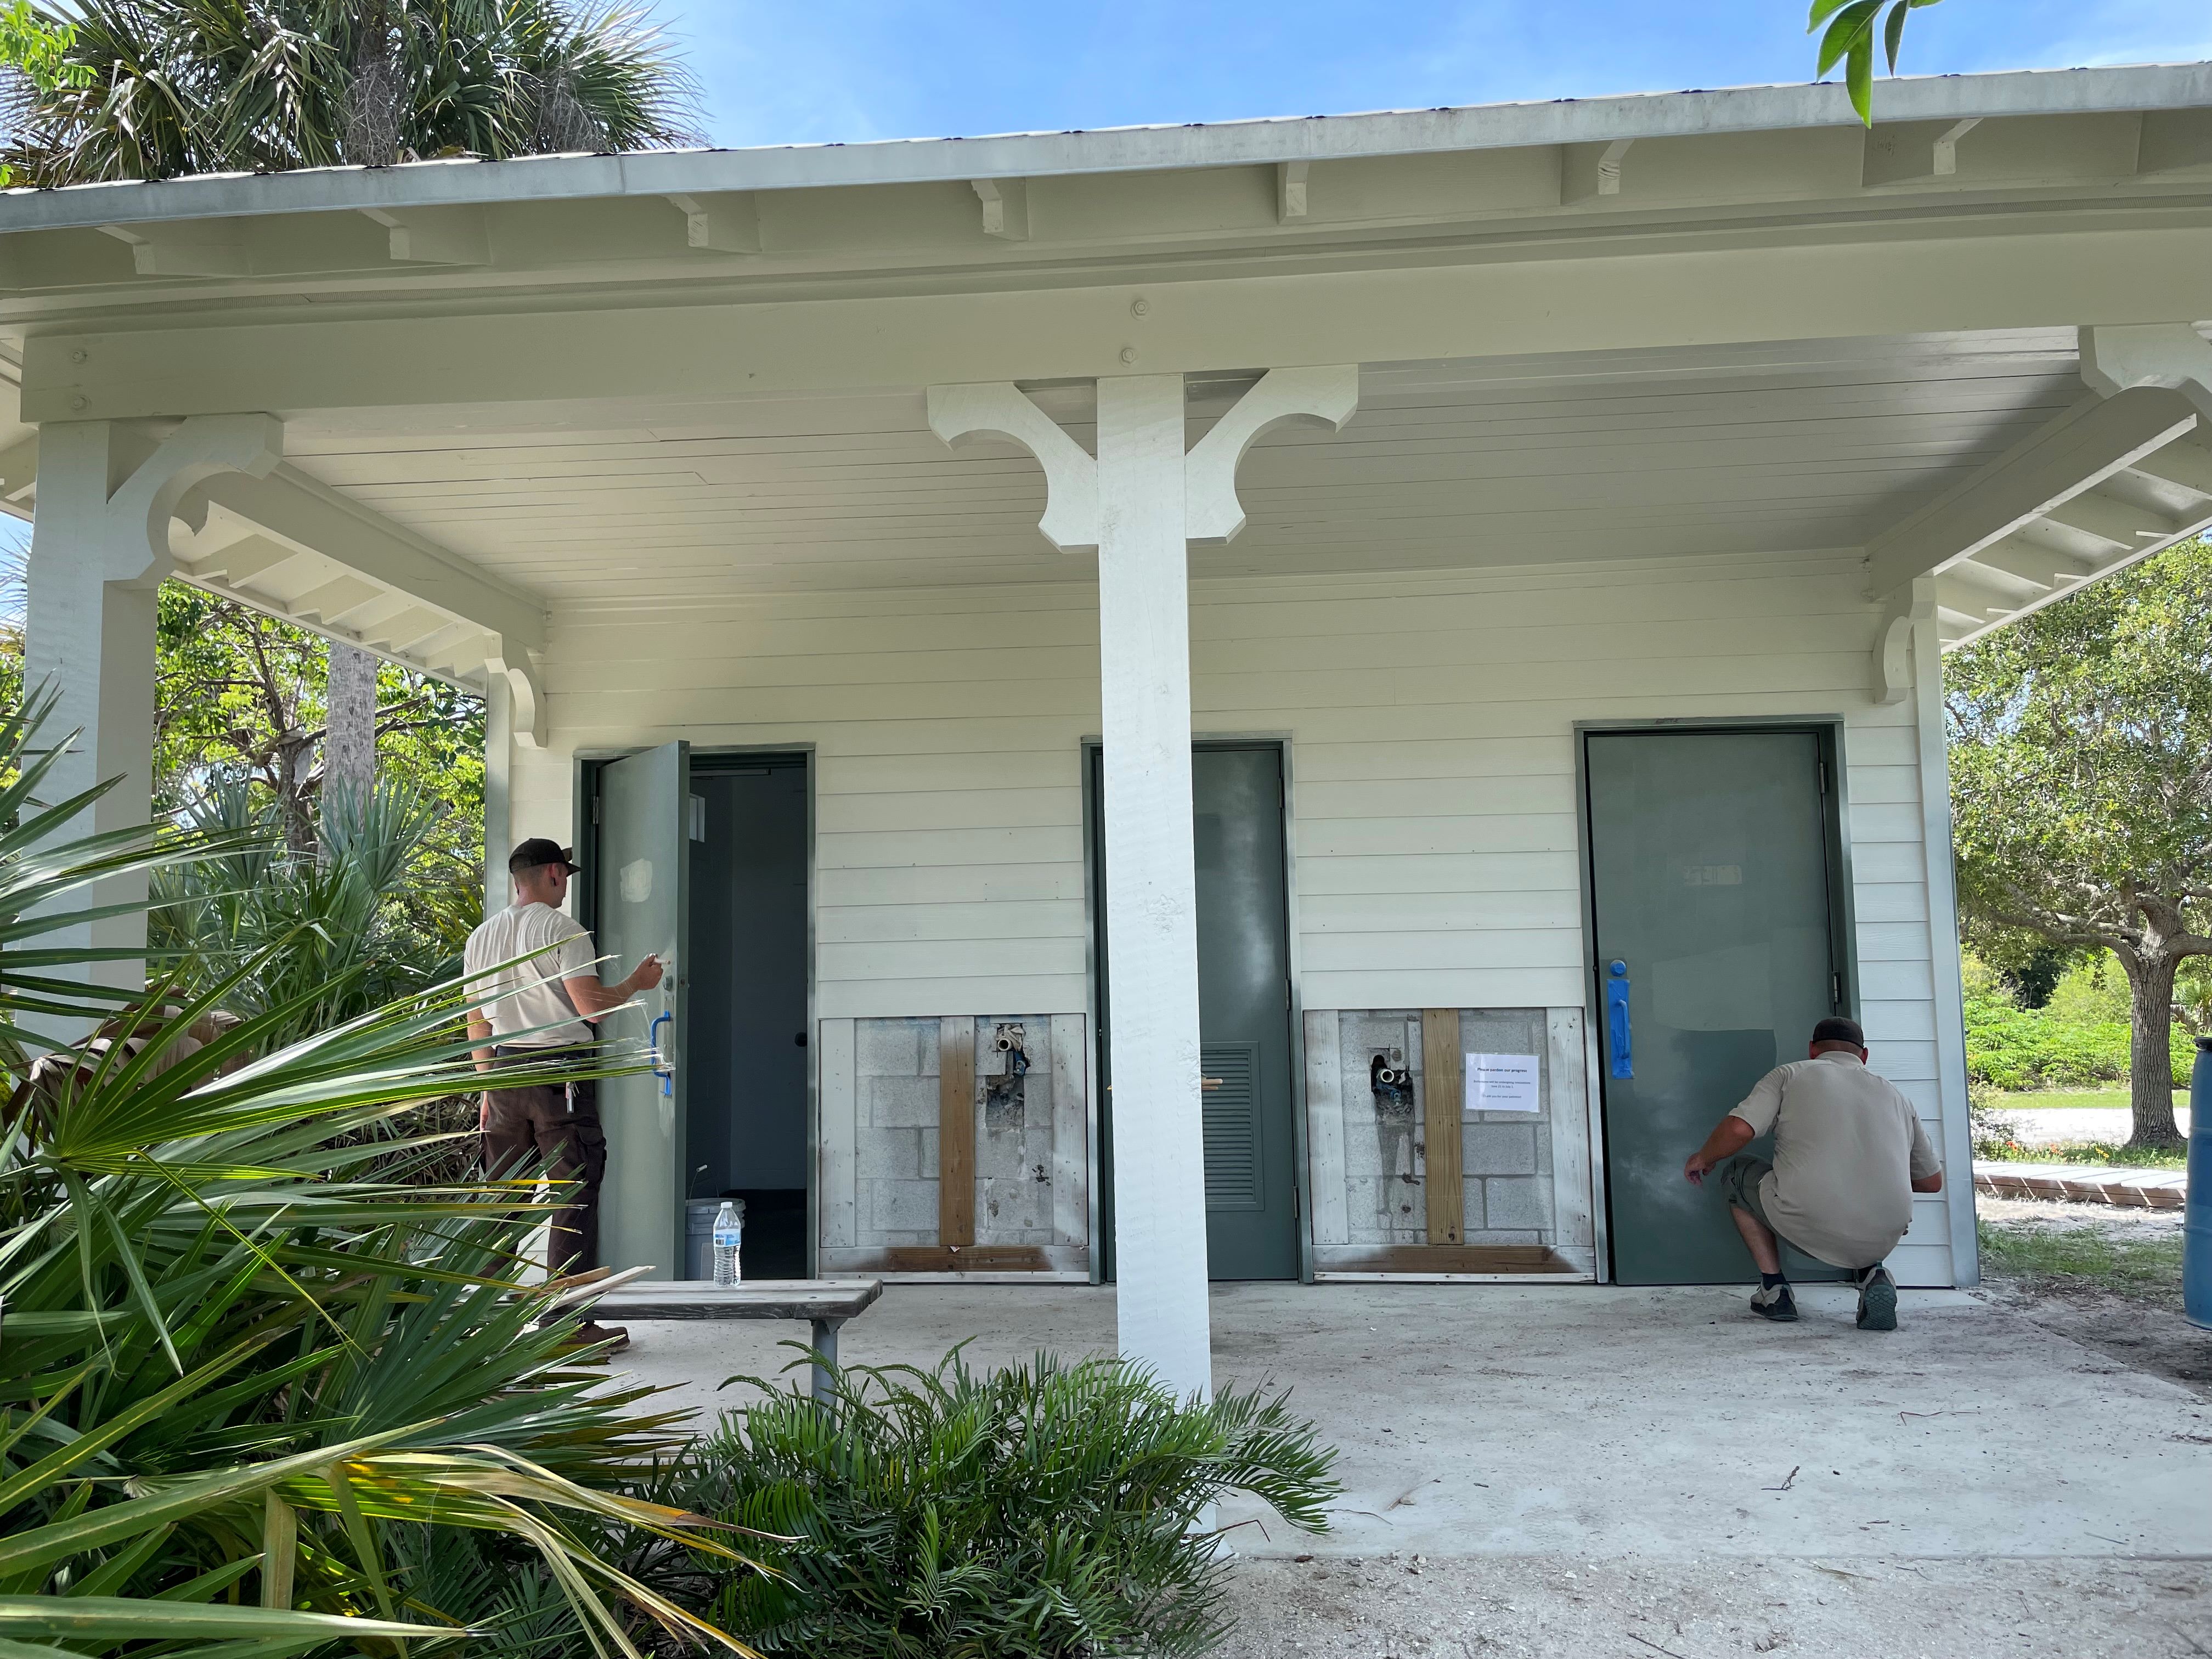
xmin=582 ymin=1278 xmax=883 ymax=1402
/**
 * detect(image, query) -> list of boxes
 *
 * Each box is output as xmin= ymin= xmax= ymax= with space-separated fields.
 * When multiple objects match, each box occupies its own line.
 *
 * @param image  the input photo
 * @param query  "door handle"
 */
xmin=650 ymin=1011 xmax=674 ymax=1098
xmin=1605 ymin=960 xmax=1633 ymax=1080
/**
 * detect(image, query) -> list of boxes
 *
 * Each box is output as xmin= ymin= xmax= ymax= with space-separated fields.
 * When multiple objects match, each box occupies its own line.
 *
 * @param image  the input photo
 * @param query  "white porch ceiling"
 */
xmin=276 ymin=330 xmax=2092 ymax=608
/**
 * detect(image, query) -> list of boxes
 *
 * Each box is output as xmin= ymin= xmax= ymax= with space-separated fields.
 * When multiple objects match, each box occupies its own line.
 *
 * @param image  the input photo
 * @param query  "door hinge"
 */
xmin=1293 ymin=1183 xmax=1301 ymax=1220
xmin=1832 ymin=971 xmax=1843 ymax=1009
xmin=591 ymin=797 xmax=602 ymax=825
xmin=1818 ymin=759 xmax=1829 ymax=795
xmin=1284 ymin=980 xmax=1293 ymax=1011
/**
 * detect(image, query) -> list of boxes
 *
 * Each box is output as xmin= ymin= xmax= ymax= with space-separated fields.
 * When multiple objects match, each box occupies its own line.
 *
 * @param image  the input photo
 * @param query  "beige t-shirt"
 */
xmin=1728 ymin=1050 xmax=1942 ymax=1269
xmin=463 ymin=902 xmax=597 ymax=1046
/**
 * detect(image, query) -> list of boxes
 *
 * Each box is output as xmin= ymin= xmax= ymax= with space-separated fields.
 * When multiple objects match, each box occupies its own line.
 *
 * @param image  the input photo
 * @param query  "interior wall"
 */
xmin=685 ymin=762 xmax=810 ymax=1194
xmin=511 ymin=549 xmax=1965 ymax=1285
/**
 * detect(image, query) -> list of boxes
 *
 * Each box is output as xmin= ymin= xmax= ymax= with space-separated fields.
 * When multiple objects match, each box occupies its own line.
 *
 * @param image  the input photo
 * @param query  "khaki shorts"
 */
xmin=1719 ymin=1153 xmax=1778 ymax=1231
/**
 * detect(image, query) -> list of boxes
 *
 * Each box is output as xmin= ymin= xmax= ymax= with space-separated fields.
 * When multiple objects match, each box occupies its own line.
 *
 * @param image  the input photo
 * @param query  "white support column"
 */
xmin=25 ymin=415 xmax=283 ymax=988
xmin=930 ymin=366 xmax=1357 ymax=1401
xmin=481 ymin=669 xmax=514 ymax=921
xmin=1093 ymin=374 xmax=1212 ymax=1396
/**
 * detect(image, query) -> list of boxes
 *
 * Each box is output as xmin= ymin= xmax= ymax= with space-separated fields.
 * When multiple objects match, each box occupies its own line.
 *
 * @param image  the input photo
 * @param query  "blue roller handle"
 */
xmin=1606 ymin=960 xmax=1633 ymax=1080
xmin=650 ymin=1011 xmax=673 ymax=1099
xmin=2188 ymin=1037 xmax=2211 ymax=1330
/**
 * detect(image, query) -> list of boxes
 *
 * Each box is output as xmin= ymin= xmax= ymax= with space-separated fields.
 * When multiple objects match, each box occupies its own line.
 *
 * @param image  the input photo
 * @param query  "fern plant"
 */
xmin=695 ymin=1348 xmax=1340 ymax=1658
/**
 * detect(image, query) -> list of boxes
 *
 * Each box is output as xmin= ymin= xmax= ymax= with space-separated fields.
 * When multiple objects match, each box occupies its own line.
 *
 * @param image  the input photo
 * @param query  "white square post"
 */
xmin=1093 ymin=375 xmax=1213 ymax=1396
xmin=26 ymin=416 xmax=284 ymax=988
xmin=930 ymin=367 xmax=1357 ymax=1401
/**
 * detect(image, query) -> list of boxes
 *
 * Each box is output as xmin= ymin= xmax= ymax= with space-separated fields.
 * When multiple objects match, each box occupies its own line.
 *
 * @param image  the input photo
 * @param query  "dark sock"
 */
xmin=1759 ymin=1271 xmax=1788 ymax=1290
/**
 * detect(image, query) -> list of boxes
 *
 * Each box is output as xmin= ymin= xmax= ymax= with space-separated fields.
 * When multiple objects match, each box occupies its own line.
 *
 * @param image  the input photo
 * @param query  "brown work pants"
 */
xmin=481 ymin=1054 xmax=604 ymax=1278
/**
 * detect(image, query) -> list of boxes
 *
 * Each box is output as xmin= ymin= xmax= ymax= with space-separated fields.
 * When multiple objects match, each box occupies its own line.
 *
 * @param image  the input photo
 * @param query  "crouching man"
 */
xmin=1682 ymin=1016 xmax=1944 ymax=1330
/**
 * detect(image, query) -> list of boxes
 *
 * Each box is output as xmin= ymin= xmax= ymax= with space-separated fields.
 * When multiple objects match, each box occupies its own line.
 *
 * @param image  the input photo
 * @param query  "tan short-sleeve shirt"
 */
xmin=1729 ymin=1050 xmax=1940 ymax=1269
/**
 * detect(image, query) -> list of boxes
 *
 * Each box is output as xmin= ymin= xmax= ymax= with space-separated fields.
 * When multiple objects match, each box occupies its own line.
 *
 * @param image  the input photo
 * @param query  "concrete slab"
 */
xmin=608 ymin=1282 xmax=2212 ymax=1562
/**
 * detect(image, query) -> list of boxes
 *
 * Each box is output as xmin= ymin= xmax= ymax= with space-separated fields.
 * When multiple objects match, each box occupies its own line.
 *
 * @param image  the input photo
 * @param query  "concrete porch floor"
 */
xmin=610 ymin=1282 xmax=2212 ymax=1561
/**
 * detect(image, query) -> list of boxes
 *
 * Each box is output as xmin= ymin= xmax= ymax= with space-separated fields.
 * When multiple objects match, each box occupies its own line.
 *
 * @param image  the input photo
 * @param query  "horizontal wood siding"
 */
xmin=509 ymin=549 xmax=1961 ymax=1282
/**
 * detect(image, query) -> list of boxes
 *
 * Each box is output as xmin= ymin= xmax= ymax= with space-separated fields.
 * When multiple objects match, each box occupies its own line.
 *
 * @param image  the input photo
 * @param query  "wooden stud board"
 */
xmin=937 ymin=1017 xmax=977 ymax=1247
xmin=1421 ymin=1007 xmax=1465 ymax=1246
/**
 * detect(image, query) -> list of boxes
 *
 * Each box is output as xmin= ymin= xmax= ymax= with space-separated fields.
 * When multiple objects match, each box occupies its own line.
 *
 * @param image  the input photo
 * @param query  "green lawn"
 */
xmin=1976 ymin=1220 xmax=2184 ymax=1301
xmin=1988 ymin=1088 xmax=2189 ymax=1112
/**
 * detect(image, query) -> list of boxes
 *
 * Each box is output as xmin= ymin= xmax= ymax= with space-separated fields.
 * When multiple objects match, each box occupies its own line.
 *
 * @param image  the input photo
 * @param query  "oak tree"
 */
xmin=1946 ymin=538 xmax=2212 ymax=1148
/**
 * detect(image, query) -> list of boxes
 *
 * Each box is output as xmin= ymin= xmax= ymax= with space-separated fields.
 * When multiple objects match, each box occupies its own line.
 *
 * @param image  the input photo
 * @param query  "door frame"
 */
xmin=575 ymin=744 xmax=819 ymax=1273
xmin=1080 ymin=733 xmax=1315 ymax=1285
xmin=1572 ymin=717 xmax=1863 ymax=1286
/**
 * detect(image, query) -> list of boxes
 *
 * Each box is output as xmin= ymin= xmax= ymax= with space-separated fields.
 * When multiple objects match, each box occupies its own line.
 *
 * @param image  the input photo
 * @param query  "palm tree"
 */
xmin=5 ymin=0 xmax=700 ymax=186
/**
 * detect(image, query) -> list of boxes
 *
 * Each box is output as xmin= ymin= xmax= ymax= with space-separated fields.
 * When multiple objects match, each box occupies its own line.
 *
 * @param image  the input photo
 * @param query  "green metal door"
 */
xmin=1585 ymin=730 xmax=1844 ymax=1286
xmin=1093 ymin=743 xmax=1299 ymax=1282
xmin=595 ymin=741 xmax=690 ymax=1280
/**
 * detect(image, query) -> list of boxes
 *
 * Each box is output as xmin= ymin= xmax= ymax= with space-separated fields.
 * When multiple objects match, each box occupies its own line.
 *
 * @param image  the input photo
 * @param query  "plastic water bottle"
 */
xmin=712 ymin=1199 xmax=744 ymax=1288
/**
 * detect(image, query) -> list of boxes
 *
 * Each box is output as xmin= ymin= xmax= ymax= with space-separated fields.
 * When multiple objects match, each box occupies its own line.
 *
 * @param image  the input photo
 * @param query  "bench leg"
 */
xmin=810 ymin=1317 xmax=841 ymax=1404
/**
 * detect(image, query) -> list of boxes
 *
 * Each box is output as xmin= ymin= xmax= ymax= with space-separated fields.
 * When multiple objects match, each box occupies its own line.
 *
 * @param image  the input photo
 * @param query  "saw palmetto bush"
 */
xmin=2 ymin=0 xmax=699 ymax=185
xmin=692 ymin=1349 xmax=1340 ymax=1658
xmin=149 ymin=775 xmax=461 ymax=1048
xmin=0 ymin=695 xmax=761 ymax=1658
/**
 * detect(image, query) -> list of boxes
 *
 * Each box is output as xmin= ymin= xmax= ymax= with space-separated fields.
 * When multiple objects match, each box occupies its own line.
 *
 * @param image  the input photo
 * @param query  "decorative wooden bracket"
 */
xmin=1184 ymin=366 xmax=1359 ymax=543
xmin=106 ymin=413 xmax=284 ymax=585
xmin=928 ymin=366 xmax=1359 ymax=550
xmin=483 ymin=634 xmax=547 ymax=749
xmin=1870 ymin=577 xmax=1935 ymax=706
xmin=2081 ymin=323 xmax=2212 ymax=426
xmin=927 ymin=382 xmax=1100 ymax=551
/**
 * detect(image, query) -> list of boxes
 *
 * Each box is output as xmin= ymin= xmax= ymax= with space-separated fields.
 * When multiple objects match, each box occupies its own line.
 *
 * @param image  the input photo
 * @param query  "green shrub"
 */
xmin=697 ymin=1349 xmax=1340 ymax=1658
xmin=1962 ymin=992 xmax=2190 ymax=1091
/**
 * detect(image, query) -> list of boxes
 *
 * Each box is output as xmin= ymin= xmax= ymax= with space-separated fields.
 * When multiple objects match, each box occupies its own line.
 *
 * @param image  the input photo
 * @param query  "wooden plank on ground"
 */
xmin=1324 ymin=1245 xmax=1578 ymax=1275
xmin=939 ymin=1017 xmax=977 ymax=1246
xmin=1421 ymin=1007 xmax=1464 ymax=1246
xmin=876 ymin=1245 xmax=1051 ymax=1273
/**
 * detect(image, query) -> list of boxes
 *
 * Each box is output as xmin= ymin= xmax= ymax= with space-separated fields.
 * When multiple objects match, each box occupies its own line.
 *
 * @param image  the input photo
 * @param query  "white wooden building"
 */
xmin=18 ymin=64 xmax=2212 ymax=1398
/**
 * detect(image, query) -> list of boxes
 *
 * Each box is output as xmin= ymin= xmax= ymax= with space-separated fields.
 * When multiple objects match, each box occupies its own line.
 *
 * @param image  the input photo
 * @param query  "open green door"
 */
xmin=596 ymin=741 xmax=690 ymax=1279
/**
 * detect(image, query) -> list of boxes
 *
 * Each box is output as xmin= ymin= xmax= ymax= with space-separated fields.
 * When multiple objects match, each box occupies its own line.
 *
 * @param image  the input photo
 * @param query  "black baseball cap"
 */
xmin=509 ymin=837 xmax=582 ymax=875
xmin=1811 ymin=1015 xmax=1866 ymax=1049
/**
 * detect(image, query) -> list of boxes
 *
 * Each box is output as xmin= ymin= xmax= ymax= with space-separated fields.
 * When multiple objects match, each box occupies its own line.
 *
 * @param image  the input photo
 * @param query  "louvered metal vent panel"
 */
xmin=1200 ymin=1042 xmax=1263 ymax=1212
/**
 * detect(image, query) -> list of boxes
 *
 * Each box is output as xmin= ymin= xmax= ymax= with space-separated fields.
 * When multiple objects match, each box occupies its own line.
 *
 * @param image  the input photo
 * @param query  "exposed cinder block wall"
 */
xmin=1306 ymin=1006 xmax=1595 ymax=1267
xmin=819 ymin=1013 xmax=1089 ymax=1261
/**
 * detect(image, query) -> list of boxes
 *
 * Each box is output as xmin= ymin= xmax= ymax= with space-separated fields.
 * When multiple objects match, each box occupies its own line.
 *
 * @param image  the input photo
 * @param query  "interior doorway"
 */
xmin=1090 ymin=741 xmax=1300 ymax=1283
xmin=687 ymin=754 xmax=811 ymax=1278
xmin=1582 ymin=726 xmax=1853 ymax=1286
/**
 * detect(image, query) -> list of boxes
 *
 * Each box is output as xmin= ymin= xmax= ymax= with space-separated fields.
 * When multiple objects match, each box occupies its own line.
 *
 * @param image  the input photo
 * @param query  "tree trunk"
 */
xmin=2119 ymin=947 xmax=2186 ymax=1149
xmin=323 ymin=642 xmax=379 ymax=821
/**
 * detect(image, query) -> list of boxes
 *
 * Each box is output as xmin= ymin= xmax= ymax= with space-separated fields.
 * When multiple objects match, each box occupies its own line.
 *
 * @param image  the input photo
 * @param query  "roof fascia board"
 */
xmin=5 ymin=62 xmax=2208 ymax=235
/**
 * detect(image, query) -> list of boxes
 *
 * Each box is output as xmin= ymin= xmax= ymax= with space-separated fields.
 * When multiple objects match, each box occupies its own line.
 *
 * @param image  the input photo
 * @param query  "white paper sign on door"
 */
xmin=1465 ymin=1052 xmax=1541 ymax=1113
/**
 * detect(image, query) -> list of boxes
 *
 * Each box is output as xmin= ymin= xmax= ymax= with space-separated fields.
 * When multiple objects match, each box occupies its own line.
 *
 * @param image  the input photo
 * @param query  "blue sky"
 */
xmin=651 ymin=1 xmax=2212 ymax=150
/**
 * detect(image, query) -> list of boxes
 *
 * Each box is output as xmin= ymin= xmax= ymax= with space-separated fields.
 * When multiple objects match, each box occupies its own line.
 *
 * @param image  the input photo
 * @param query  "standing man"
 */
xmin=465 ymin=837 xmax=664 ymax=1350
xmin=1682 ymin=1016 xmax=1944 ymax=1331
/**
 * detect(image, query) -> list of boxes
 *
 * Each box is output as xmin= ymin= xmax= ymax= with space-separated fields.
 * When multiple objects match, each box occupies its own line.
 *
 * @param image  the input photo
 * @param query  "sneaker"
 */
xmin=1855 ymin=1266 xmax=1898 ymax=1332
xmin=1750 ymin=1283 xmax=1798 ymax=1322
xmin=565 ymin=1321 xmax=631 ymax=1356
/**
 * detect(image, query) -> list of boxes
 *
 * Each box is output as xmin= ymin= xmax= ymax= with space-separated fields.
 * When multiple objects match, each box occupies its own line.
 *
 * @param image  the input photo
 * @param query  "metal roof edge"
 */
xmin=3 ymin=60 xmax=2209 ymax=233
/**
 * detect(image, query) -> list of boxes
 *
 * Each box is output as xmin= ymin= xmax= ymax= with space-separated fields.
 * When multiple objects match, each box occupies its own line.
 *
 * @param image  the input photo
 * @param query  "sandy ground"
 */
xmin=1972 ymin=1195 xmax=2211 ymax=1397
xmin=1204 ymin=1205 xmax=2212 ymax=1659
xmin=1213 ymin=1554 xmax=2212 ymax=1658
xmin=611 ymin=1237 xmax=2212 ymax=1658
